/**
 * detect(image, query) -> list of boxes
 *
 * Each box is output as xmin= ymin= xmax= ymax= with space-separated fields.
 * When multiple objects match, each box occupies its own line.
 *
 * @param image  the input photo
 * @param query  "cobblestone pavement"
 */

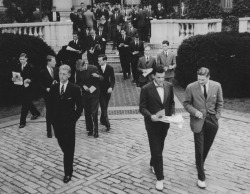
xmin=0 ymin=110 xmax=250 ymax=194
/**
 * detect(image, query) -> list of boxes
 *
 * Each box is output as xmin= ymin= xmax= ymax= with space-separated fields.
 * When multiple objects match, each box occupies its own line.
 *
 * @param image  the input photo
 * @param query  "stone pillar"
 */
xmin=53 ymin=0 xmax=72 ymax=21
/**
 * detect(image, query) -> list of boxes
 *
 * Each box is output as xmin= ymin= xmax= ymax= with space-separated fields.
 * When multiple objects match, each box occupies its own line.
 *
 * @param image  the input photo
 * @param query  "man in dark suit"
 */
xmin=39 ymin=55 xmax=59 ymax=138
xmin=145 ymin=4 xmax=154 ymax=42
xmin=136 ymin=5 xmax=147 ymax=42
xmin=97 ymin=24 xmax=108 ymax=54
xmin=110 ymin=8 xmax=123 ymax=50
xmin=154 ymin=3 xmax=166 ymax=19
xmin=49 ymin=65 xmax=83 ymax=183
xmin=86 ymin=29 xmax=102 ymax=67
xmin=157 ymin=40 xmax=177 ymax=83
xmin=97 ymin=54 xmax=115 ymax=131
xmin=139 ymin=65 xmax=175 ymax=191
xmin=48 ymin=6 xmax=60 ymax=22
xmin=183 ymin=67 xmax=223 ymax=189
xmin=137 ymin=45 xmax=156 ymax=87
xmin=117 ymin=28 xmax=132 ymax=80
xmin=75 ymin=59 xmax=103 ymax=138
xmin=96 ymin=3 xmax=109 ymax=20
xmin=12 ymin=53 xmax=40 ymax=128
xmin=126 ymin=21 xmax=138 ymax=40
xmin=129 ymin=34 xmax=144 ymax=86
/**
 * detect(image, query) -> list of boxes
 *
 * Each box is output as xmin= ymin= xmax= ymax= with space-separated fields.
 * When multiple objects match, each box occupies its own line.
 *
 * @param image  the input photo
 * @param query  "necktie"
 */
xmin=156 ymin=85 xmax=163 ymax=88
xmin=146 ymin=56 xmax=149 ymax=62
xmin=124 ymin=35 xmax=125 ymax=41
xmin=203 ymin=85 xmax=207 ymax=99
xmin=61 ymin=84 xmax=64 ymax=95
xmin=50 ymin=68 xmax=54 ymax=79
xmin=21 ymin=65 xmax=24 ymax=71
xmin=165 ymin=52 xmax=168 ymax=57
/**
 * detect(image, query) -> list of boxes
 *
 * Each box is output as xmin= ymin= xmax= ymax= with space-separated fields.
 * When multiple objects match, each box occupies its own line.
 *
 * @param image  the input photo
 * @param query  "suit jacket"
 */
xmin=126 ymin=27 xmax=138 ymax=38
xmin=68 ymin=39 xmax=83 ymax=52
xmin=110 ymin=13 xmax=123 ymax=27
xmin=48 ymin=11 xmax=60 ymax=22
xmin=13 ymin=62 xmax=36 ymax=90
xmin=86 ymin=35 xmax=102 ymax=52
xmin=137 ymin=56 xmax=156 ymax=83
xmin=154 ymin=8 xmax=166 ymax=19
xmin=75 ymin=65 xmax=103 ymax=98
xmin=117 ymin=35 xmax=132 ymax=55
xmin=129 ymin=40 xmax=144 ymax=60
xmin=157 ymin=51 xmax=177 ymax=78
xmin=49 ymin=82 xmax=83 ymax=138
xmin=96 ymin=9 xmax=110 ymax=20
xmin=136 ymin=10 xmax=147 ymax=28
xmin=139 ymin=81 xmax=175 ymax=130
xmin=183 ymin=80 xmax=223 ymax=133
xmin=84 ymin=10 xmax=96 ymax=28
xmin=39 ymin=67 xmax=59 ymax=96
xmin=98 ymin=64 xmax=115 ymax=94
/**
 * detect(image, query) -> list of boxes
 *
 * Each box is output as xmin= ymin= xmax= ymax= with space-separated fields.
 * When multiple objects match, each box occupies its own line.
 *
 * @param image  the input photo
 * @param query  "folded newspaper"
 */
xmin=156 ymin=110 xmax=184 ymax=128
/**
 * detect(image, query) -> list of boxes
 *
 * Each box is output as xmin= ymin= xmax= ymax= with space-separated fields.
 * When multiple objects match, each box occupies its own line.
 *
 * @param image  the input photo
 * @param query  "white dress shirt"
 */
xmin=101 ymin=64 xmax=106 ymax=73
xmin=154 ymin=81 xmax=164 ymax=103
xmin=47 ymin=66 xmax=53 ymax=78
xmin=60 ymin=81 xmax=68 ymax=94
xmin=200 ymin=81 xmax=209 ymax=94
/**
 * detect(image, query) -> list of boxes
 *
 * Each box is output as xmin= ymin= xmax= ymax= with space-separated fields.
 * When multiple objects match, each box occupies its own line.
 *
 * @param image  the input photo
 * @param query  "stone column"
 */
xmin=53 ymin=0 xmax=72 ymax=21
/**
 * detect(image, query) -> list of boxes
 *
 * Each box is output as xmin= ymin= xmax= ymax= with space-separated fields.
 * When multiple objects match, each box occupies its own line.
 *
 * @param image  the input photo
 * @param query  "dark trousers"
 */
xmin=138 ymin=26 xmax=146 ymax=41
xmin=44 ymin=95 xmax=52 ymax=134
xmin=99 ymin=92 xmax=111 ymax=127
xmin=147 ymin=126 xmax=168 ymax=180
xmin=57 ymin=126 xmax=75 ymax=176
xmin=101 ymin=42 xmax=107 ymax=54
xmin=84 ymin=95 xmax=99 ymax=133
xmin=131 ymin=57 xmax=139 ymax=82
xmin=119 ymin=53 xmax=130 ymax=78
xmin=20 ymin=90 xmax=40 ymax=125
xmin=194 ymin=114 xmax=218 ymax=181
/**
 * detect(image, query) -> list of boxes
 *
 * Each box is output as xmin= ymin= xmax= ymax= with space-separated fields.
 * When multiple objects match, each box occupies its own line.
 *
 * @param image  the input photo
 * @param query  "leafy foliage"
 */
xmin=176 ymin=32 xmax=250 ymax=98
xmin=0 ymin=33 xmax=55 ymax=102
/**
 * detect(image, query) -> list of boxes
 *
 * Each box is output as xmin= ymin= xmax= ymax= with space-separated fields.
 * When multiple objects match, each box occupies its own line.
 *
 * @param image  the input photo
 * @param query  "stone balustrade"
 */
xmin=0 ymin=22 xmax=73 ymax=49
xmin=150 ymin=19 xmax=222 ymax=47
xmin=239 ymin=17 xmax=250 ymax=33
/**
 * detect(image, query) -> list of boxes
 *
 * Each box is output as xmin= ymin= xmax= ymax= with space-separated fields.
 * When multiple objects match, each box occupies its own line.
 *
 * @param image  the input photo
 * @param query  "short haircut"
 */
xmin=46 ymin=55 xmax=55 ymax=62
xmin=98 ymin=24 xmax=104 ymax=28
xmin=71 ymin=7 xmax=75 ymax=11
xmin=60 ymin=64 xmax=71 ymax=74
xmin=152 ymin=65 xmax=165 ymax=75
xmin=87 ymin=5 xmax=91 ymax=9
xmin=73 ymin=31 xmax=79 ymax=36
xmin=19 ymin=53 xmax=27 ymax=58
xmin=197 ymin=67 xmax=210 ymax=77
xmin=162 ymin=40 xmax=169 ymax=46
xmin=98 ymin=54 xmax=107 ymax=61
xmin=144 ymin=45 xmax=150 ymax=50
xmin=121 ymin=28 xmax=126 ymax=32
xmin=134 ymin=34 xmax=139 ymax=38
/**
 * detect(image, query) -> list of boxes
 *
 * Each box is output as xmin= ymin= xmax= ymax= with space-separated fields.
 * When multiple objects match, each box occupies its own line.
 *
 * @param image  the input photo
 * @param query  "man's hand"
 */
xmin=195 ymin=111 xmax=203 ymax=119
xmin=83 ymin=85 xmax=89 ymax=91
xmin=89 ymin=49 xmax=94 ymax=54
xmin=151 ymin=115 xmax=160 ymax=122
xmin=92 ymin=73 xmax=99 ymax=78
xmin=46 ymin=88 xmax=50 ymax=92
xmin=164 ymin=66 xmax=168 ymax=71
xmin=133 ymin=51 xmax=139 ymax=55
xmin=107 ymin=87 xmax=112 ymax=93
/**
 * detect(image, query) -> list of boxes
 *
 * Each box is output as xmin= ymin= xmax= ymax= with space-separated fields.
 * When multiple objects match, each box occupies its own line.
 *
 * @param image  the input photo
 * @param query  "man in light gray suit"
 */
xmin=183 ymin=67 xmax=223 ymax=189
xmin=156 ymin=40 xmax=176 ymax=83
xmin=84 ymin=5 xmax=96 ymax=29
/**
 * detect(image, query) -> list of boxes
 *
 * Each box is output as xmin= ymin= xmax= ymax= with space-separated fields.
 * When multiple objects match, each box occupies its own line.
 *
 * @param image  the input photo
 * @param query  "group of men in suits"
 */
xmin=139 ymin=65 xmax=223 ymax=191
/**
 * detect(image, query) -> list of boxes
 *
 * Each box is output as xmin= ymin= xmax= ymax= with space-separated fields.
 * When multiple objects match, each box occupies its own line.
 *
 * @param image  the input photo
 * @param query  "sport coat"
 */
xmin=49 ymin=82 xmax=83 ymax=138
xmin=39 ymin=67 xmax=59 ymax=95
xmin=183 ymin=80 xmax=223 ymax=133
xmin=139 ymin=81 xmax=175 ymax=130
xmin=98 ymin=64 xmax=115 ymax=94
xmin=83 ymin=10 xmax=96 ymax=28
xmin=137 ymin=56 xmax=156 ymax=83
xmin=86 ymin=35 xmax=102 ymax=51
xmin=48 ymin=11 xmax=60 ymax=22
xmin=154 ymin=8 xmax=166 ymax=19
xmin=127 ymin=27 xmax=138 ymax=39
xmin=117 ymin=35 xmax=131 ymax=55
xmin=129 ymin=40 xmax=144 ymax=59
xmin=68 ymin=40 xmax=83 ymax=52
xmin=157 ymin=51 xmax=177 ymax=79
xmin=136 ymin=10 xmax=147 ymax=28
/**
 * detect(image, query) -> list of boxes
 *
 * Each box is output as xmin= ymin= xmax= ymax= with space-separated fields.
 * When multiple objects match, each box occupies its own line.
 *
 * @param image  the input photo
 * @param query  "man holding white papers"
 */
xmin=139 ymin=65 xmax=175 ymax=191
xmin=183 ymin=67 xmax=223 ymax=189
xmin=75 ymin=59 xmax=103 ymax=138
xmin=137 ymin=45 xmax=156 ymax=87
xmin=12 ymin=53 xmax=40 ymax=128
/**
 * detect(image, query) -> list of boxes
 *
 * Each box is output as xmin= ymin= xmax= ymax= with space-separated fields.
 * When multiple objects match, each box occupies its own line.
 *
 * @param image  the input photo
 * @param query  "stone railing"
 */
xmin=239 ymin=17 xmax=250 ymax=33
xmin=0 ymin=22 xmax=73 ymax=49
xmin=150 ymin=19 xmax=222 ymax=47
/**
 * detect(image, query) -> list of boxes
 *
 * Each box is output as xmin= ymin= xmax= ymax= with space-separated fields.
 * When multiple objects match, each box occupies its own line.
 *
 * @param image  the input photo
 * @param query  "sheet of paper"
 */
xmin=12 ymin=72 xmax=23 ymax=85
xmin=66 ymin=46 xmax=78 ymax=52
xmin=142 ymin=68 xmax=153 ymax=77
xmin=157 ymin=114 xmax=184 ymax=128
xmin=102 ymin=38 xmax=106 ymax=41
xmin=89 ymin=86 xmax=96 ymax=93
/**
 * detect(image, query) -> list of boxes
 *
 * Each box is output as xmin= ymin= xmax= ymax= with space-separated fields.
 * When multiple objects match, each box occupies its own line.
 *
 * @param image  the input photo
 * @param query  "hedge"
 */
xmin=176 ymin=32 xmax=250 ymax=98
xmin=0 ymin=33 xmax=55 ymax=103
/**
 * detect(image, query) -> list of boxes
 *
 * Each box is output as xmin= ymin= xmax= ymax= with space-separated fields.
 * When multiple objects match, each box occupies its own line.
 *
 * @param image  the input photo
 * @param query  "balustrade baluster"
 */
xmin=185 ymin=24 xmax=190 ymax=39
xmin=190 ymin=24 xmax=194 ymax=36
xmin=34 ymin=27 xmax=38 ymax=37
xmin=24 ymin=27 xmax=27 ymax=35
xmin=28 ymin=27 xmax=33 ymax=36
xmin=38 ymin=27 xmax=44 ymax=39
xmin=247 ymin=21 xmax=250 ymax=32
xmin=18 ymin=28 xmax=22 ymax=35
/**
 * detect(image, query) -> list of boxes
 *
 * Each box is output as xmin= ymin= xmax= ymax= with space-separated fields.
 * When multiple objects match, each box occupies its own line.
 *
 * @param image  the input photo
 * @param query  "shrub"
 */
xmin=176 ymin=32 xmax=250 ymax=98
xmin=0 ymin=33 xmax=55 ymax=103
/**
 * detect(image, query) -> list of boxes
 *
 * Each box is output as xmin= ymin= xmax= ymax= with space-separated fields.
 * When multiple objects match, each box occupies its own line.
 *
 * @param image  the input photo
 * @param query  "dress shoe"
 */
xmin=94 ymin=131 xmax=99 ymax=138
xmin=30 ymin=113 xmax=40 ymax=120
xmin=19 ymin=124 xmax=26 ymax=128
xmin=197 ymin=180 xmax=206 ymax=189
xmin=150 ymin=166 xmax=155 ymax=174
xmin=63 ymin=175 xmax=71 ymax=183
xmin=106 ymin=126 xmax=110 ymax=132
xmin=88 ymin=131 xmax=93 ymax=136
xmin=47 ymin=132 xmax=52 ymax=138
xmin=155 ymin=180 xmax=163 ymax=191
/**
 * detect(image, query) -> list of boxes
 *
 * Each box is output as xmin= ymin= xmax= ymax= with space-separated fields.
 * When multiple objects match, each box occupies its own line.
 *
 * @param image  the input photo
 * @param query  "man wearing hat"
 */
xmin=39 ymin=55 xmax=59 ymax=138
